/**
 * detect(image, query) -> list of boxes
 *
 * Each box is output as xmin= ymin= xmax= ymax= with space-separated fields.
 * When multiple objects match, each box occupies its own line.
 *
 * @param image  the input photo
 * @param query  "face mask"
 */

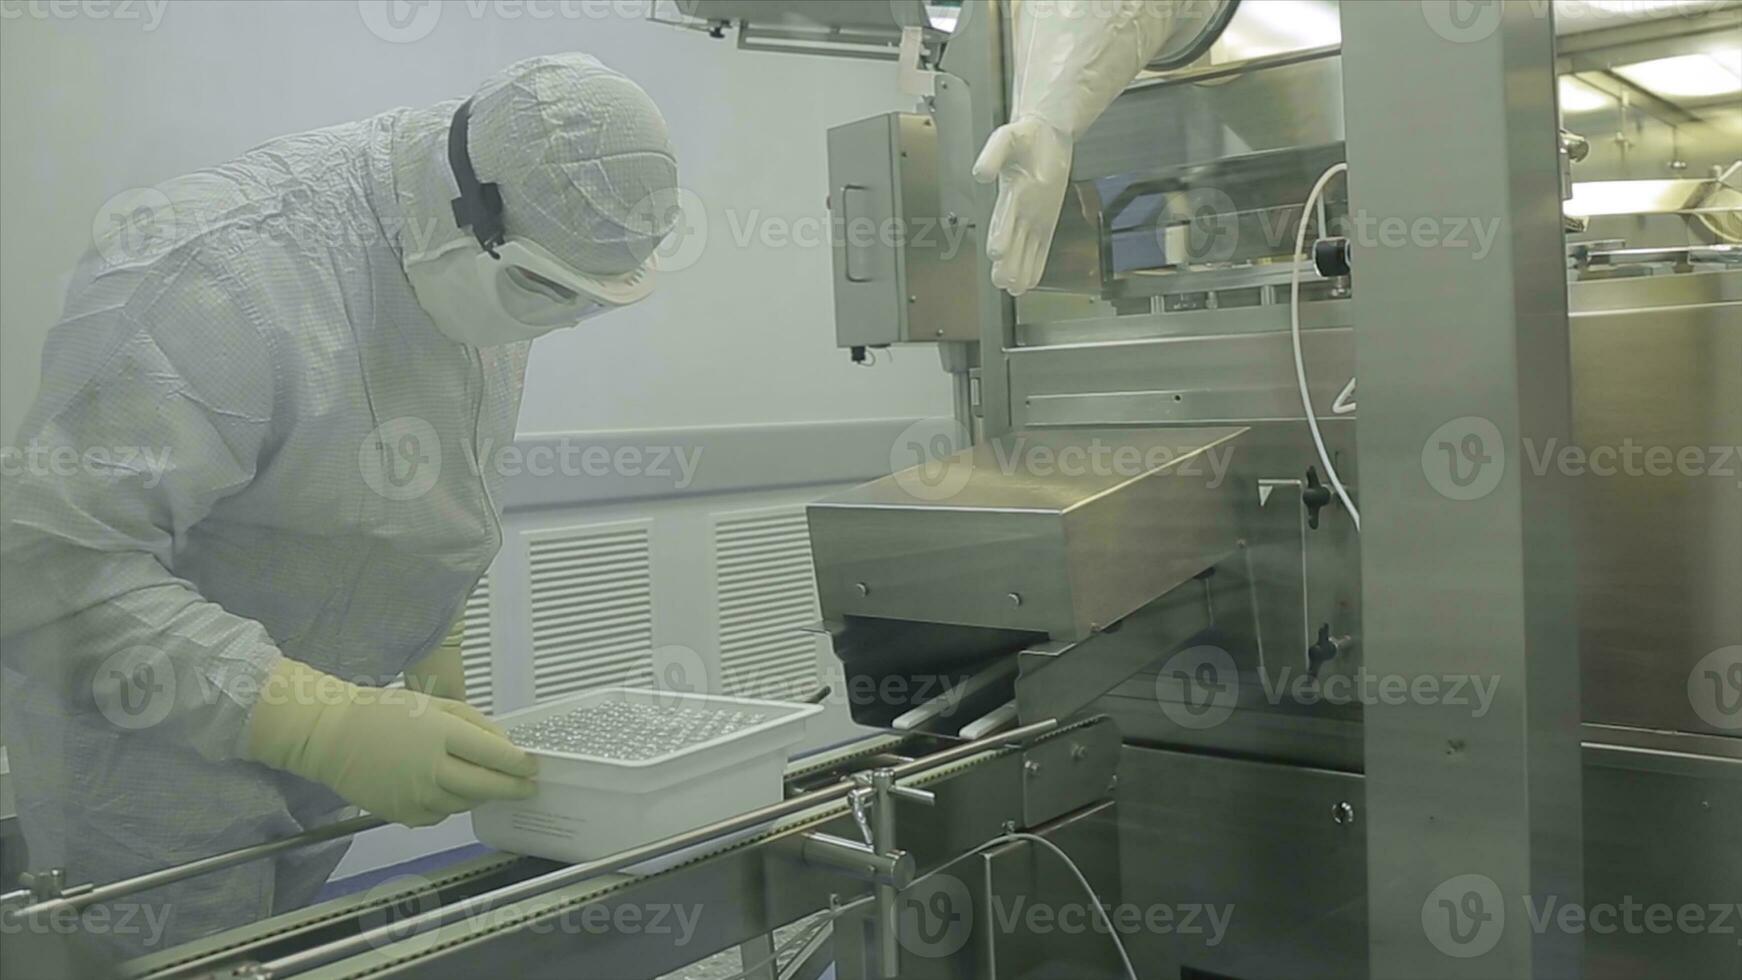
xmin=404 ymin=236 xmax=655 ymax=348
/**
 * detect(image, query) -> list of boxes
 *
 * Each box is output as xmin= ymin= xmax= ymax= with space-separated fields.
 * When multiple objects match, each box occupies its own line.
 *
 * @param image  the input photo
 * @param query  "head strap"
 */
xmin=447 ymin=98 xmax=506 ymax=257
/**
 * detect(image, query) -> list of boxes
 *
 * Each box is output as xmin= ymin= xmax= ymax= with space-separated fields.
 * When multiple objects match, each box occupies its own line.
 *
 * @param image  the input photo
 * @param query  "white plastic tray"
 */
xmin=472 ymin=688 xmax=821 ymax=864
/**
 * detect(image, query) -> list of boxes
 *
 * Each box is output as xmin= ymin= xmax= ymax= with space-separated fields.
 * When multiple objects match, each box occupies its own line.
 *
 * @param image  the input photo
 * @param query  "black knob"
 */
xmin=1308 ymin=624 xmax=1339 ymax=675
xmin=1302 ymin=466 xmax=1334 ymax=530
xmin=1313 ymin=237 xmax=1352 ymax=278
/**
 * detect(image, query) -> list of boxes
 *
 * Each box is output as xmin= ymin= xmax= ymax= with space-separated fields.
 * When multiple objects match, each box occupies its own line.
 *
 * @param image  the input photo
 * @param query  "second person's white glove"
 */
xmin=973 ymin=0 xmax=1183 ymax=296
xmin=973 ymin=117 xmax=1075 ymax=296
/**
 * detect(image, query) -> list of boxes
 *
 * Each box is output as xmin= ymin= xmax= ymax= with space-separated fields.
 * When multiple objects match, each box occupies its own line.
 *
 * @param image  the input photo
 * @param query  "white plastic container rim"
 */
xmin=493 ymin=687 xmax=824 ymax=768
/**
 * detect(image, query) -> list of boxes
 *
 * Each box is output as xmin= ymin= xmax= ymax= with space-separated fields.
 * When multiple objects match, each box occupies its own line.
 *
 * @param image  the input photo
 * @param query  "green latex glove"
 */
xmin=405 ymin=615 xmax=467 ymax=702
xmin=247 ymin=657 xmax=536 ymax=827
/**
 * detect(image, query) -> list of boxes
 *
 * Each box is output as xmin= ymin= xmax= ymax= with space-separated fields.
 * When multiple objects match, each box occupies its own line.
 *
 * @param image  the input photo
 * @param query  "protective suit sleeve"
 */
xmin=0 ymin=255 xmax=283 ymax=762
xmin=972 ymin=0 xmax=1180 ymax=295
xmin=404 ymin=613 xmax=467 ymax=702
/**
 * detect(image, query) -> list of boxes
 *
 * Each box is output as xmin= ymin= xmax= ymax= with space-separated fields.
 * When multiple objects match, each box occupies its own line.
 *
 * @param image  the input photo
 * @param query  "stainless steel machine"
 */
xmin=4 ymin=2 xmax=1735 ymax=978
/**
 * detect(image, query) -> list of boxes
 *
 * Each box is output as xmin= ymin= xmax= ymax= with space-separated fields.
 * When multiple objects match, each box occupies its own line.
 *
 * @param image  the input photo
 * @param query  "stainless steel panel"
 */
xmin=1342 ymin=4 xmax=1584 ymax=977
xmin=1114 ymin=746 xmax=1368 ymax=980
xmin=1005 ymin=270 xmax=1738 ymax=747
xmin=1103 ymin=671 xmax=1366 ymax=772
xmin=1582 ymin=743 xmax=1742 ymax=980
xmin=1569 ymin=266 xmax=1742 ymax=312
xmin=1016 ymin=295 xmax=1352 ymax=343
xmin=1019 ymin=718 xmax=1121 ymax=828
xmin=1571 ymin=287 xmax=1742 ymax=738
xmin=1110 ymin=741 xmax=1740 ymax=980
xmin=893 ymin=110 xmax=981 ymax=345
xmin=1087 ymin=420 xmax=1366 ymax=778
xmin=1583 ymin=723 xmax=1742 ymax=760
xmin=828 ymin=114 xmax=902 ymax=348
xmin=826 ymin=113 xmax=978 ymax=348
xmin=809 ymin=427 xmax=1246 ymax=640
xmin=1009 ymin=326 xmax=1355 ymax=428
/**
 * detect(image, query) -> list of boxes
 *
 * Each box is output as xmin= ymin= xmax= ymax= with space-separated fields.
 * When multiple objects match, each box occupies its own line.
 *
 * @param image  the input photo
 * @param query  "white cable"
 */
xmin=753 ymin=831 xmax=1139 ymax=980
xmin=887 ymin=832 xmax=1137 ymax=980
xmin=716 ymin=913 xmax=834 ymax=980
xmin=1291 ymin=161 xmax=1360 ymax=532
xmin=998 ymin=833 xmax=1139 ymax=980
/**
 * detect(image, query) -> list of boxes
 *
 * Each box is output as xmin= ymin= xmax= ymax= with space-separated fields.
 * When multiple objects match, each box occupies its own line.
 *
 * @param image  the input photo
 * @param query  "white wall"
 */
xmin=0 ymin=0 xmax=952 ymax=443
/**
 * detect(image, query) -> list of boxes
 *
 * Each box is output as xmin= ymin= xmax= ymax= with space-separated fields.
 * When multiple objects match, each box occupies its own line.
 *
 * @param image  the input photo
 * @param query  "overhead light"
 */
xmin=1613 ymin=52 xmax=1742 ymax=99
xmin=1213 ymin=0 xmax=1340 ymax=61
xmin=923 ymin=4 xmax=959 ymax=32
xmin=1568 ymin=0 xmax=1710 ymax=12
xmin=1560 ymin=0 xmax=1731 ymax=17
xmin=1559 ymin=76 xmax=1614 ymax=113
xmin=1565 ymin=178 xmax=1708 ymax=218
xmin=1555 ymin=0 xmax=1738 ymax=33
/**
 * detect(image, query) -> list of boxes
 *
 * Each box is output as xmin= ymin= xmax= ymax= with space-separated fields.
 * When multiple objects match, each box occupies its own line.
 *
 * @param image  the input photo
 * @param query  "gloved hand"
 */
xmin=246 ymin=657 xmax=536 ymax=827
xmin=973 ymin=0 xmax=1182 ymax=296
xmin=973 ymin=117 xmax=1075 ymax=296
xmin=404 ymin=615 xmax=467 ymax=702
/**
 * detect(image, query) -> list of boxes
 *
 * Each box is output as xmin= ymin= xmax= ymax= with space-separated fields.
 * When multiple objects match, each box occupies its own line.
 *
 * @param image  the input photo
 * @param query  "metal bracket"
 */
xmin=856 ymin=769 xmax=937 ymax=979
xmin=1019 ymin=717 xmax=1121 ymax=827
xmin=897 ymin=26 xmax=937 ymax=96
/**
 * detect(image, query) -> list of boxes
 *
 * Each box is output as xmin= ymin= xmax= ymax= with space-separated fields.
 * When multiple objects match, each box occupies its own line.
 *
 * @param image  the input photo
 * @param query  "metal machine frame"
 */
xmin=1343 ymin=5 xmax=1583 ymax=976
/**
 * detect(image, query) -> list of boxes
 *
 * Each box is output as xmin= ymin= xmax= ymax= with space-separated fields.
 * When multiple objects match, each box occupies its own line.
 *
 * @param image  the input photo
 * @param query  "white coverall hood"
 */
xmin=393 ymin=54 xmax=679 ymax=347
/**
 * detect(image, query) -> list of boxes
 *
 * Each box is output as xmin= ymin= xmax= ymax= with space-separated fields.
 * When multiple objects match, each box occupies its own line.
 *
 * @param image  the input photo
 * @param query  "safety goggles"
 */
xmin=438 ymin=94 xmax=656 ymax=332
xmin=479 ymin=238 xmax=656 ymax=329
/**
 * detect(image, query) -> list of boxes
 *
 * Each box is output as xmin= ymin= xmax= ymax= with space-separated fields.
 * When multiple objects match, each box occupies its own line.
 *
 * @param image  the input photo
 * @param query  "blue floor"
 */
xmin=315 ymin=842 xmax=490 ymax=902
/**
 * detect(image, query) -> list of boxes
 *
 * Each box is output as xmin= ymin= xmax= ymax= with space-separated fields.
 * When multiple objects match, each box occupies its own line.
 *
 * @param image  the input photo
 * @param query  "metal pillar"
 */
xmin=934 ymin=0 xmax=1014 ymax=440
xmin=1340 ymin=2 xmax=1583 ymax=978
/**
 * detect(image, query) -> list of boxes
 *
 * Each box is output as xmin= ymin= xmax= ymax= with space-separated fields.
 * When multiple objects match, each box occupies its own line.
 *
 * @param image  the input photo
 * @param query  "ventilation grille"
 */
xmin=527 ymin=522 xmax=654 ymax=702
xmin=714 ymin=508 xmax=821 ymax=701
xmin=460 ymin=574 xmax=494 ymax=713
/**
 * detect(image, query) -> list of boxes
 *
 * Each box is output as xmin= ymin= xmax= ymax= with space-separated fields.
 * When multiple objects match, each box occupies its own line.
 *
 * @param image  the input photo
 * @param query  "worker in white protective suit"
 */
xmin=974 ymin=0 xmax=1183 ymax=295
xmin=0 ymin=53 xmax=677 ymax=960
